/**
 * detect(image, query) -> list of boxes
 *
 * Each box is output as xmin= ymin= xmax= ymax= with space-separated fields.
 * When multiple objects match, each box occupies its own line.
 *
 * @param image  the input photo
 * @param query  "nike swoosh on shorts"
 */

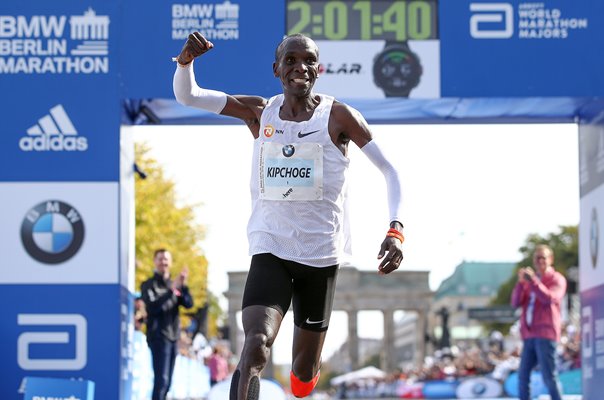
xmin=305 ymin=317 xmax=325 ymax=324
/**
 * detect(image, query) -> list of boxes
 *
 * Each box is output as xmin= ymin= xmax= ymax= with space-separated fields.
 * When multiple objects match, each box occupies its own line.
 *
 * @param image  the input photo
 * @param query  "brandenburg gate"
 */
xmin=225 ymin=265 xmax=433 ymax=371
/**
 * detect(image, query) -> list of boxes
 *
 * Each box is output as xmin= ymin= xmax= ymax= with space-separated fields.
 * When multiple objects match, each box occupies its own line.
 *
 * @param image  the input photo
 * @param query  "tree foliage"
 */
xmin=135 ymin=143 xmax=209 ymax=330
xmin=486 ymin=225 xmax=578 ymax=332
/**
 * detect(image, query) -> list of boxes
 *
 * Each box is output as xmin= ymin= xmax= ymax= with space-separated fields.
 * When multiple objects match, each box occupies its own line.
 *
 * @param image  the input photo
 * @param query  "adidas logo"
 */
xmin=20 ymin=104 xmax=88 ymax=152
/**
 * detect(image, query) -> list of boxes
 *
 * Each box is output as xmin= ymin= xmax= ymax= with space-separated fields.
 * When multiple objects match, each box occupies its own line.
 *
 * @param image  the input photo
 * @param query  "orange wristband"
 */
xmin=387 ymin=228 xmax=405 ymax=243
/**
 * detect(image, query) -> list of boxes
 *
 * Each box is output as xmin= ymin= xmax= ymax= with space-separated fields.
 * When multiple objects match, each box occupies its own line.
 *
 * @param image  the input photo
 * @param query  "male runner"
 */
xmin=173 ymin=32 xmax=405 ymax=399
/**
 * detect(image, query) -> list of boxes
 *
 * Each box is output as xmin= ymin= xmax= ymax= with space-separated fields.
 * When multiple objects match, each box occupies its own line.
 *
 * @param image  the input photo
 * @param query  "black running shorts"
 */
xmin=242 ymin=253 xmax=339 ymax=332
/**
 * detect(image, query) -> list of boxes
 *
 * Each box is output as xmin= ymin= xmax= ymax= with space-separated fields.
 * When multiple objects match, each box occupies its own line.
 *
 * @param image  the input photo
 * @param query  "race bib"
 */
xmin=259 ymin=142 xmax=323 ymax=200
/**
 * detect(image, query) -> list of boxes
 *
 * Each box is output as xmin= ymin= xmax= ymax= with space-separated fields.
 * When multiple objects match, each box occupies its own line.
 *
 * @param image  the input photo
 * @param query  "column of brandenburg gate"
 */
xmin=224 ymin=265 xmax=433 ymax=372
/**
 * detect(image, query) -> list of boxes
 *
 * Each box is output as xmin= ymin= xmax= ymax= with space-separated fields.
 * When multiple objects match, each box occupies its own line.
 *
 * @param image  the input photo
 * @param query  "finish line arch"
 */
xmin=1 ymin=0 xmax=603 ymax=399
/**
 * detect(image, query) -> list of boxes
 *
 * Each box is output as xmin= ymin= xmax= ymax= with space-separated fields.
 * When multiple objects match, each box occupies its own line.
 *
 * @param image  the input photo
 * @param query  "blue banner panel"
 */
xmin=581 ymin=284 xmax=604 ymax=400
xmin=120 ymin=0 xmax=284 ymax=99
xmin=0 ymin=1 xmax=121 ymax=181
xmin=0 ymin=285 xmax=125 ymax=400
xmin=120 ymin=286 xmax=135 ymax=400
xmin=22 ymin=376 xmax=94 ymax=400
xmin=440 ymin=0 xmax=604 ymax=97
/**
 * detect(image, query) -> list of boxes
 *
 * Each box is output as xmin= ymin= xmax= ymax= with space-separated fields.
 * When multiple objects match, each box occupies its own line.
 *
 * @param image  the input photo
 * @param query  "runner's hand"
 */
xmin=377 ymin=236 xmax=403 ymax=275
xmin=177 ymin=32 xmax=214 ymax=65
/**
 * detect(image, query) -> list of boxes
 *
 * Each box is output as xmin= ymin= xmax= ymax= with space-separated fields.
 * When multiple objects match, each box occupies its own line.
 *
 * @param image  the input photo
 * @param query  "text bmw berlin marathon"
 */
xmin=0 ymin=8 xmax=109 ymax=74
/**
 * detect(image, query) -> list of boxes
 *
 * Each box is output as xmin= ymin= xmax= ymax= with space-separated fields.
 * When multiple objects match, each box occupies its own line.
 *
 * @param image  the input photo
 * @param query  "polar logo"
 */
xmin=17 ymin=314 xmax=87 ymax=370
xmin=470 ymin=3 xmax=513 ymax=39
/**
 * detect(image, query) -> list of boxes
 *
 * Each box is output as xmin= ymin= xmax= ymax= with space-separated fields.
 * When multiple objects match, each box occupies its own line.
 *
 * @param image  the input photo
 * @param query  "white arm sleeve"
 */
xmin=173 ymin=61 xmax=227 ymax=114
xmin=361 ymin=139 xmax=403 ymax=224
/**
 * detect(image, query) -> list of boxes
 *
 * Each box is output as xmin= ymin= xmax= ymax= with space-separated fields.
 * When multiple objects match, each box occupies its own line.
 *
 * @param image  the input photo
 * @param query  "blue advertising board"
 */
xmin=0 ymin=1 xmax=121 ymax=181
xmin=22 ymin=377 xmax=95 ymax=400
xmin=119 ymin=0 xmax=284 ymax=99
xmin=440 ymin=0 xmax=604 ymax=97
xmin=0 ymin=284 xmax=127 ymax=400
xmin=0 ymin=97 xmax=120 ymax=182
xmin=1 ymin=1 xmax=132 ymax=398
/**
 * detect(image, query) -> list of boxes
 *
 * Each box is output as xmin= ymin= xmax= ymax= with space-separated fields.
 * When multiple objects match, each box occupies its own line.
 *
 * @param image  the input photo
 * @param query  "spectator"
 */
xmin=207 ymin=346 xmax=229 ymax=386
xmin=141 ymin=249 xmax=194 ymax=400
xmin=511 ymin=244 xmax=567 ymax=400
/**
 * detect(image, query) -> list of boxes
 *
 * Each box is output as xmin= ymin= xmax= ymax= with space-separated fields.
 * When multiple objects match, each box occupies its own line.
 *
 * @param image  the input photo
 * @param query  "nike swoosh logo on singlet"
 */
xmin=305 ymin=317 xmax=325 ymax=324
xmin=297 ymin=130 xmax=320 ymax=138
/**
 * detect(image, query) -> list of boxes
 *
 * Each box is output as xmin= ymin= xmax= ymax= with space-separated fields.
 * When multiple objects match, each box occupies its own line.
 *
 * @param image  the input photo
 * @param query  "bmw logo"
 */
xmin=591 ymin=208 xmax=599 ymax=268
xmin=21 ymin=200 xmax=85 ymax=264
xmin=282 ymin=144 xmax=295 ymax=157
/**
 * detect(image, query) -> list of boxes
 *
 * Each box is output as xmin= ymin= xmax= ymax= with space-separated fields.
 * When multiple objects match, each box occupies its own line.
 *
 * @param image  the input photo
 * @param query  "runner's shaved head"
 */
xmin=275 ymin=34 xmax=319 ymax=61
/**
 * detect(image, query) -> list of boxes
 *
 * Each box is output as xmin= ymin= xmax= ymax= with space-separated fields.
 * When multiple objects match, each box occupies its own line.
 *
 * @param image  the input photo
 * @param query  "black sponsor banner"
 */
xmin=468 ymin=306 xmax=519 ymax=323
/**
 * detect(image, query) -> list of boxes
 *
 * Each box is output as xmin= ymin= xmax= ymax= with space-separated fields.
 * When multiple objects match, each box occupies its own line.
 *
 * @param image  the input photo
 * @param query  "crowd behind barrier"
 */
xmin=131 ymin=328 xmax=236 ymax=400
xmin=132 ymin=295 xmax=581 ymax=400
xmin=133 ymin=293 xmax=238 ymax=400
xmin=331 ymin=323 xmax=582 ymax=399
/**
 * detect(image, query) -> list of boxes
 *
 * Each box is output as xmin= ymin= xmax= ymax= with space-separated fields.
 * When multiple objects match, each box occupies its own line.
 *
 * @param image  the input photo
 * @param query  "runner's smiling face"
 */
xmin=273 ymin=36 xmax=320 ymax=97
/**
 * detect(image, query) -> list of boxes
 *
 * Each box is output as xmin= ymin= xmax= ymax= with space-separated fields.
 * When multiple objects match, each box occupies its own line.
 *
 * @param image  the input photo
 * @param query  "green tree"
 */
xmin=486 ymin=225 xmax=578 ymax=333
xmin=135 ymin=143 xmax=211 ymax=331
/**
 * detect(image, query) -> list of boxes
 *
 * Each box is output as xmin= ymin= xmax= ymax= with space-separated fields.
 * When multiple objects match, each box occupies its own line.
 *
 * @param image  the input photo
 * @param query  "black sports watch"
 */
xmin=372 ymin=40 xmax=423 ymax=98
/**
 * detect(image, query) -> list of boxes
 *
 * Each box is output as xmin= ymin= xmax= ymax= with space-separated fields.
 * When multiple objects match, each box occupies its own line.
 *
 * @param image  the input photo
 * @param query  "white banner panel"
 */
xmin=120 ymin=127 xmax=136 ymax=291
xmin=314 ymin=40 xmax=440 ymax=99
xmin=0 ymin=182 xmax=118 ymax=284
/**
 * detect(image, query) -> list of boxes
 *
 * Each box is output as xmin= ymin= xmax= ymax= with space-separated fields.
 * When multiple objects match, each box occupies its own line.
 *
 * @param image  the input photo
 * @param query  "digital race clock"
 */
xmin=286 ymin=0 xmax=438 ymax=41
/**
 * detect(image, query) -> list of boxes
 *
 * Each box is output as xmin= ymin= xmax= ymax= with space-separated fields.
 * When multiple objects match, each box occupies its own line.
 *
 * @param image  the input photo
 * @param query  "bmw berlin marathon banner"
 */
xmin=0 ymin=1 xmax=133 ymax=399
xmin=0 ymin=9 xmax=110 ymax=74
xmin=2 ymin=0 xmax=604 ymax=398
xmin=0 ymin=4 xmax=120 ymax=182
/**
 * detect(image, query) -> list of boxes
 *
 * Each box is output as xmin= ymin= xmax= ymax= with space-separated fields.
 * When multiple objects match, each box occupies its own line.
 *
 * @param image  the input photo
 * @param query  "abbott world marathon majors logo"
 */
xmin=19 ymin=104 xmax=87 ymax=151
xmin=0 ymin=8 xmax=110 ymax=74
xmin=21 ymin=200 xmax=85 ymax=264
xmin=172 ymin=1 xmax=239 ymax=40
xmin=469 ymin=2 xmax=588 ymax=39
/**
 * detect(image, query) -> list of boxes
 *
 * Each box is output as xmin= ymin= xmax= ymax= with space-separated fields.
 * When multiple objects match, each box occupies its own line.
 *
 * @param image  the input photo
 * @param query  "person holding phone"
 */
xmin=511 ymin=244 xmax=567 ymax=400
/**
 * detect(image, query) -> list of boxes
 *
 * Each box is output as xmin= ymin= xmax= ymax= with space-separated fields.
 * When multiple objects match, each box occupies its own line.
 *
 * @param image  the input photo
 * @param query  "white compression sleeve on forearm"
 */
xmin=361 ymin=139 xmax=403 ymax=224
xmin=173 ymin=62 xmax=227 ymax=114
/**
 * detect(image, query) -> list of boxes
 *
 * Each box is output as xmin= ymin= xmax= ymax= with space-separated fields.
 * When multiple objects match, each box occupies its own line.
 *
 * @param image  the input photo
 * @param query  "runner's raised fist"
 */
xmin=177 ymin=32 xmax=214 ymax=65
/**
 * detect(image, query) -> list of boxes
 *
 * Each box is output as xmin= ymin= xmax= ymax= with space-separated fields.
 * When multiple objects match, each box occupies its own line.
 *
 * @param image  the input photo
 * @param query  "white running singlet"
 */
xmin=247 ymin=94 xmax=351 ymax=267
